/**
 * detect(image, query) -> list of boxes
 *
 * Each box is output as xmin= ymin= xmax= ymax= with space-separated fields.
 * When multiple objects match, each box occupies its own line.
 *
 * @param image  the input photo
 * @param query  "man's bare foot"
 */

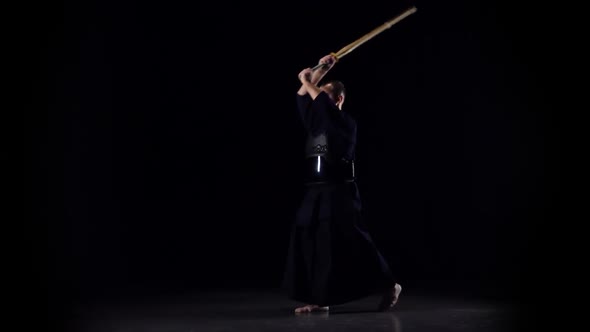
xmin=294 ymin=304 xmax=329 ymax=314
xmin=377 ymin=283 xmax=402 ymax=311
xmin=391 ymin=283 xmax=402 ymax=306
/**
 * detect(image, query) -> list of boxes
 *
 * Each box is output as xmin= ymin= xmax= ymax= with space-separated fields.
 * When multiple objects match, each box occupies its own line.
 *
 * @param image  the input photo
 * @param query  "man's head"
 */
xmin=320 ymin=80 xmax=346 ymax=110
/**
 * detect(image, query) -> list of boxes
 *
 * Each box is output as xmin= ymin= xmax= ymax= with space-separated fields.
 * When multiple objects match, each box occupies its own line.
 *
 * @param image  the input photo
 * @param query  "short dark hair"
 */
xmin=323 ymin=80 xmax=346 ymax=100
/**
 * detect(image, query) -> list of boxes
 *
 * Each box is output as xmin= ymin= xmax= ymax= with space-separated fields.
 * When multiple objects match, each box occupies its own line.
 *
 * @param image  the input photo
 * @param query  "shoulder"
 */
xmin=314 ymin=91 xmax=332 ymax=104
xmin=343 ymin=112 xmax=357 ymax=126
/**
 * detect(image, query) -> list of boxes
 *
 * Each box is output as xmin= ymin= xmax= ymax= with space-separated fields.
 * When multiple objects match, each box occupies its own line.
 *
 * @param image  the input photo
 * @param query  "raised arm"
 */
xmin=298 ymin=68 xmax=322 ymax=100
xmin=297 ymin=54 xmax=337 ymax=96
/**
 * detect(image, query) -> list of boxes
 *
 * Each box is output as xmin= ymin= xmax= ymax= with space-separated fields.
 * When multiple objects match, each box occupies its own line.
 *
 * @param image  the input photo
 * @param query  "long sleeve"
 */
xmin=297 ymin=91 xmax=343 ymax=135
xmin=296 ymin=93 xmax=312 ymax=128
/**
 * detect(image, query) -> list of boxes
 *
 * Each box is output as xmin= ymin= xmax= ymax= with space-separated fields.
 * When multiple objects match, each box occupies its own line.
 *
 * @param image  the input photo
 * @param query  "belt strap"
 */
xmin=303 ymin=156 xmax=355 ymax=185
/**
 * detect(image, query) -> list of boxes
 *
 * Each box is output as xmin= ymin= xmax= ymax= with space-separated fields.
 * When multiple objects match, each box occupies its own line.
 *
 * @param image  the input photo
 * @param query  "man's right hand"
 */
xmin=317 ymin=54 xmax=337 ymax=70
xmin=307 ymin=54 xmax=336 ymax=84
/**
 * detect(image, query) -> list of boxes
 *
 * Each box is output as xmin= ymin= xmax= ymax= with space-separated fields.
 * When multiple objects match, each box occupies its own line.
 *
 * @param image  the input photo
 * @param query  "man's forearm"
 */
xmin=310 ymin=66 xmax=330 ymax=84
xmin=297 ymin=84 xmax=308 ymax=96
xmin=301 ymin=80 xmax=322 ymax=100
xmin=298 ymin=67 xmax=329 ymax=96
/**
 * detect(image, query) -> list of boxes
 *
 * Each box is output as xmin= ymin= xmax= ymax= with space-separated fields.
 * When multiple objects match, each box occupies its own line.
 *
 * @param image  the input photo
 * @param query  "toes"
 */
xmin=295 ymin=305 xmax=328 ymax=313
xmin=295 ymin=306 xmax=312 ymax=313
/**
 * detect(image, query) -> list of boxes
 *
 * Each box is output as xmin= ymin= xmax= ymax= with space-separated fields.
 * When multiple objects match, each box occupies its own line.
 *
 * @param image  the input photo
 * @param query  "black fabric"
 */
xmin=296 ymin=92 xmax=356 ymax=162
xmin=283 ymin=92 xmax=396 ymax=306
xmin=303 ymin=156 xmax=355 ymax=185
xmin=282 ymin=182 xmax=396 ymax=306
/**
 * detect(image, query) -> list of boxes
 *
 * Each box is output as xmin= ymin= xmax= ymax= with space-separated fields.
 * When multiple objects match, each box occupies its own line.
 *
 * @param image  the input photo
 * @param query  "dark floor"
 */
xmin=60 ymin=289 xmax=519 ymax=332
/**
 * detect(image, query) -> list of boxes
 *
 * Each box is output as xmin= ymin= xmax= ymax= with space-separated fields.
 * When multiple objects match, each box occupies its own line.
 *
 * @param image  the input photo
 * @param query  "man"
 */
xmin=282 ymin=54 xmax=402 ymax=313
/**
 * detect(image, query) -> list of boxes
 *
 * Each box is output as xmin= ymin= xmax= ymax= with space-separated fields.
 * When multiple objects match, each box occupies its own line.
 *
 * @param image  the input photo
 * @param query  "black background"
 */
xmin=25 ymin=0 xmax=563 ymax=330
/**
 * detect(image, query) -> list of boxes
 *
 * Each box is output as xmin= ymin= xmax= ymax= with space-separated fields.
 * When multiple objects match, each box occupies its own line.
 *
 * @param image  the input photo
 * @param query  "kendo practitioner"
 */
xmin=282 ymin=54 xmax=402 ymax=313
